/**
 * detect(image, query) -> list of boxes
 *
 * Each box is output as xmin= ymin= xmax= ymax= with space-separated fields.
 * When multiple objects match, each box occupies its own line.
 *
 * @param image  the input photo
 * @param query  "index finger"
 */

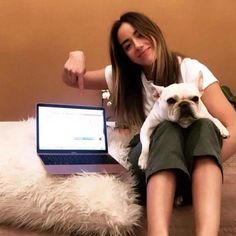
xmin=78 ymin=75 xmax=84 ymax=94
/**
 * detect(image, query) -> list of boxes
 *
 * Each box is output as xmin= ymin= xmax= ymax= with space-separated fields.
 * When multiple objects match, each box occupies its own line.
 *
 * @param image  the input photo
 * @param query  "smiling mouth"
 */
xmin=138 ymin=48 xmax=150 ymax=57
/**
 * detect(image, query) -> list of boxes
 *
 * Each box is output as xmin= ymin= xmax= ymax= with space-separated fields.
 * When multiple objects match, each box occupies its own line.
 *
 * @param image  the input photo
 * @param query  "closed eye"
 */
xmin=123 ymin=43 xmax=132 ymax=51
xmin=167 ymin=97 xmax=177 ymax=105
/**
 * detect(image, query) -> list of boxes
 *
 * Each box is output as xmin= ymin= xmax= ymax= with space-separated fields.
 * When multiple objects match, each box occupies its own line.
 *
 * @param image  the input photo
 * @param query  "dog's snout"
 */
xmin=178 ymin=101 xmax=195 ymax=118
xmin=179 ymin=101 xmax=190 ymax=108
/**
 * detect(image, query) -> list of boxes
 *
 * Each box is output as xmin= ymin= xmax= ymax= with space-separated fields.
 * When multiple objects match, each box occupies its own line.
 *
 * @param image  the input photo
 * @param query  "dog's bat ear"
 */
xmin=150 ymin=83 xmax=164 ymax=99
xmin=195 ymin=71 xmax=204 ymax=93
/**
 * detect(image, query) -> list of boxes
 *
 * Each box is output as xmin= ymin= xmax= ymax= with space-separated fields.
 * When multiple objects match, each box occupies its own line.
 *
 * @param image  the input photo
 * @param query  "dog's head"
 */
xmin=151 ymin=71 xmax=204 ymax=128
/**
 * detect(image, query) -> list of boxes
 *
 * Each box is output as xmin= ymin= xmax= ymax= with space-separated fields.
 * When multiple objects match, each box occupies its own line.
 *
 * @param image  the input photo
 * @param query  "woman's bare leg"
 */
xmin=146 ymin=170 xmax=176 ymax=236
xmin=192 ymin=157 xmax=222 ymax=236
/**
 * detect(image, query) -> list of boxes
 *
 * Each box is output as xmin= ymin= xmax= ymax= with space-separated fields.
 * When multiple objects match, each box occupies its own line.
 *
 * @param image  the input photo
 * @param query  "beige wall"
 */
xmin=0 ymin=0 xmax=235 ymax=120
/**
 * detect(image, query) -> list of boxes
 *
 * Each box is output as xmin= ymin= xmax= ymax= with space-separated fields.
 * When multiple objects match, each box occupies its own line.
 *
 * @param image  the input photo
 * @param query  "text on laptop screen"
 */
xmin=38 ymin=106 xmax=106 ymax=151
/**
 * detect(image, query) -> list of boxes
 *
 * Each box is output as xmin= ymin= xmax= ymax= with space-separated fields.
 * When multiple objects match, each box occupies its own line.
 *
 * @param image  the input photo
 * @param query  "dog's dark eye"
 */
xmin=191 ymin=96 xmax=199 ymax=102
xmin=167 ymin=97 xmax=177 ymax=105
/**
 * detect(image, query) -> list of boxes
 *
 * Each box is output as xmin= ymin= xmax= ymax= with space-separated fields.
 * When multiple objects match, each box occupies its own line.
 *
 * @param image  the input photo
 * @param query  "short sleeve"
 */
xmin=180 ymin=58 xmax=218 ymax=89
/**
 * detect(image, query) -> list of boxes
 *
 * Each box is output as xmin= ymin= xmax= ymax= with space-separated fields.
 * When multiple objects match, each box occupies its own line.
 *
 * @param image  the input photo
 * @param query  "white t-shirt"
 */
xmin=104 ymin=58 xmax=218 ymax=116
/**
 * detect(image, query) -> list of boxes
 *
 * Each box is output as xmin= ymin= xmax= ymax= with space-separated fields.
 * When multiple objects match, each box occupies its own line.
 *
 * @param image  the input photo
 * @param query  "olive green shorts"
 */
xmin=128 ymin=118 xmax=223 ymax=205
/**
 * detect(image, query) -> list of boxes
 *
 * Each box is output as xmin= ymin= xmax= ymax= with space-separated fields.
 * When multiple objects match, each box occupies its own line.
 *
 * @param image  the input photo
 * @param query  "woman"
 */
xmin=63 ymin=12 xmax=236 ymax=236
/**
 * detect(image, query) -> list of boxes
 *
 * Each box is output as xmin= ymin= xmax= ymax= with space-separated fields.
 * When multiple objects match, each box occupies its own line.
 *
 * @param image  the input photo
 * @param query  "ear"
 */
xmin=195 ymin=71 xmax=204 ymax=93
xmin=150 ymin=83 xmax=164 ymax=99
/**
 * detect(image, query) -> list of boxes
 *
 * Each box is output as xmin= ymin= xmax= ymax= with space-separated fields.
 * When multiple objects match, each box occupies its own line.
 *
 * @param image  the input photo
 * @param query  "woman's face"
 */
xmin=117 ymin=22 xmax=156 ymax=68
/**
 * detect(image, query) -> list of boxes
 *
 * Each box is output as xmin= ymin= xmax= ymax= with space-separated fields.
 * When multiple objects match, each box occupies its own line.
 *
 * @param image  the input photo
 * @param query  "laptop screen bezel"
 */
xmin=36 ymin=103 xmax=109 ymax=154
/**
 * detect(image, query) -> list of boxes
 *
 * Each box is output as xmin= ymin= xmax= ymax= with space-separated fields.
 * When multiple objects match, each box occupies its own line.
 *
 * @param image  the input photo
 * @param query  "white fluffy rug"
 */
xmin=0 ymin=118 xmax=143 ymax=236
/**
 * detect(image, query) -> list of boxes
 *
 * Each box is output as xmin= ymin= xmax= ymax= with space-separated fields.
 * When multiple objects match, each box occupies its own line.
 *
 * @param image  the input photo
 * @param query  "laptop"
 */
xmin=36 ymin=103 xmax=127 ymax=174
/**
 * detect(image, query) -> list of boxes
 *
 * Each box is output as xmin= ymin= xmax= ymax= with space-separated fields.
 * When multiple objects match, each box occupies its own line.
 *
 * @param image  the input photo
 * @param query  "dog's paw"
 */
xmin=219 ymin=126 xmax=230 ymax=138
xmin=213 ymin=119 xmax=230 ymax=138
xmin=138 ymin=153 xmax=148 ymax=170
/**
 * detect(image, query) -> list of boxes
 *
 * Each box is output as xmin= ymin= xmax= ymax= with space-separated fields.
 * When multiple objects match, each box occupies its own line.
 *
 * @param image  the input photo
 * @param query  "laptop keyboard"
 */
xmin=40 ymin=154 xmax=119 ymax=165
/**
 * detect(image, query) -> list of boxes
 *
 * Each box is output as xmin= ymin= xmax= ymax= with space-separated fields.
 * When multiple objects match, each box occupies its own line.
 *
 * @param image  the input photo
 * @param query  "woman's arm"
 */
xmin=62 ymin=51 xmax=108 ymax=90
xmin=202 ymin=82 xmax=236 ymax=161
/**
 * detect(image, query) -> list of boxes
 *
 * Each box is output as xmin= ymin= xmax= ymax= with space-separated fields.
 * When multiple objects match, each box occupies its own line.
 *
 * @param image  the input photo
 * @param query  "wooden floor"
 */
xmin=169 ymin=153 xmax=236 ymax=236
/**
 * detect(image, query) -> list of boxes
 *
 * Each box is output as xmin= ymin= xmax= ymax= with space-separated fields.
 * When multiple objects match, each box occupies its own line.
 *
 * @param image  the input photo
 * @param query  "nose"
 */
xmin=179 ymin=101 xmax=190 ymax=108
xmin=133 ymin=38 xmax=143 ymax=49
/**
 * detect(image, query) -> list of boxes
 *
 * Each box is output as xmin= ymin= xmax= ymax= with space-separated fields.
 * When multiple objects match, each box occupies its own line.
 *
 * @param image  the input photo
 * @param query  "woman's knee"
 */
xmin=188 ymin=118 xmax=222 ymax=145
xmin=192 ymin=118 xmax=218 ymax=129
xmin=150 ymin=121 xmax=185 ymax=155
xmin=151 ymin=120 xmax=183 ymax=139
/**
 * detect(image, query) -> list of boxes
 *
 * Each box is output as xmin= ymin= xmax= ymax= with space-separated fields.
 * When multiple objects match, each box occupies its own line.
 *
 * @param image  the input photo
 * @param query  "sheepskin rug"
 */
xmin=0 ymin=118 xmax=143 ymax=236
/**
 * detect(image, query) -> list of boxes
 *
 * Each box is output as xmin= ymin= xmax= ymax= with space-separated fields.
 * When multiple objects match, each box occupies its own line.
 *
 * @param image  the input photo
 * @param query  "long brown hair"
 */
xmin=109 ymin=12 xmax=181 ymax=128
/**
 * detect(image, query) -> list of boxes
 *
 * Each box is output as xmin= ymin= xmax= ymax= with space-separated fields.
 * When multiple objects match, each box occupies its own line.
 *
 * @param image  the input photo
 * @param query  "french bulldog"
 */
xmin=138 ymin=71 xmax=229 ymax=170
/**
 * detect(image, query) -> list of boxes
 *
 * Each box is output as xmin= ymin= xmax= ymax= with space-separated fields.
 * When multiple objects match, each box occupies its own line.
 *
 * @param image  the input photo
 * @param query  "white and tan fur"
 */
xmin=138 ymin=71 xmax=229 ymax=170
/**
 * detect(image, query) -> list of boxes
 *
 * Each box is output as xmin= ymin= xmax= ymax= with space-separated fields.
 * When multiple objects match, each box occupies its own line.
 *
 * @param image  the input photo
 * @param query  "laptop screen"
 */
xmin=37 ymin=104 xmax=108 ymax=152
